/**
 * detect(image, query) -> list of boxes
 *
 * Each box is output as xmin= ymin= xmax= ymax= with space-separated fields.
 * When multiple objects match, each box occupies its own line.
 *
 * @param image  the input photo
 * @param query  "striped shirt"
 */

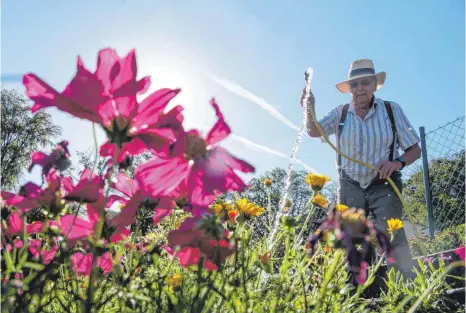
xmin=319 ymin=97 xmax=420 ymax=188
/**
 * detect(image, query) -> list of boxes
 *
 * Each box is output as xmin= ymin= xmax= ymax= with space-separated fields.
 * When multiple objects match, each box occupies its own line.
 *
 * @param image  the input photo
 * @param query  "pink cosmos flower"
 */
xmin=62 ymin=168 xmax=104 ymax=203
xmin=29 ymin=239 xmax=42 ymax=260
xmin=13 ymin=239 xmax=23 ymax=249
xmin=2 ymin=211 xmax=43 ymax=236
xmin=23 ymin=48 xmax=184 ymax=164
xmin=28 ymin=141 xmax=71 ymax=177
xmin=454 ymin=246 xmax=465 ymax=260
xmin=60 ymin=194 xmax=130 ymax=247
xmin=355 ymin=261 xmax=369 ymax=285
xmin=1 ymin=168 xmax=103 ymax=214
xmin=70 ymin=251 xmax=113 ymax=276
xmin=27 ymin=239 xmax=58 ymax=264
xmin=108 ymin=172 xmax=181 ymax=227
xmin=136 ymin=99 xmax=254 ymax=207
xmin=167 ymin=215 xmax=235 ymax=269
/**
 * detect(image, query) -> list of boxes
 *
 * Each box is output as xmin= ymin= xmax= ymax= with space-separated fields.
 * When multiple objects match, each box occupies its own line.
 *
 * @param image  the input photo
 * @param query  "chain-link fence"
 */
xmin=403 ymin=116 xmax=465 ymax=237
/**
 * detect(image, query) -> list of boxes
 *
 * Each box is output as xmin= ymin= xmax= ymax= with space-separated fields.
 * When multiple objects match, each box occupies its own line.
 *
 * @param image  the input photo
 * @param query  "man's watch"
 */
xmin=394 ymin=156 xmax=406 ymax=170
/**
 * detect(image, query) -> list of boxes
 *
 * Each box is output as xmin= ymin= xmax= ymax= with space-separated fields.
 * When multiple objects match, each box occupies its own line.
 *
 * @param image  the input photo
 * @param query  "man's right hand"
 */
xmin=300 ymin=87 xmax=315 ymax=108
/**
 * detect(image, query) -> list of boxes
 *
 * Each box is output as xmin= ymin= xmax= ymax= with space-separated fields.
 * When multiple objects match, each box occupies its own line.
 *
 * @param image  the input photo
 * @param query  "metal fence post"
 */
xmin=420 ymin=126 xmax=435 ymax=238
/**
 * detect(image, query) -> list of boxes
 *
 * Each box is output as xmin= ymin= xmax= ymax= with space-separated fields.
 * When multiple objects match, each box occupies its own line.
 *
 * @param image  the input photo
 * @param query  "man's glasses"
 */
xmin=349 ymin=79 xmax=372 ymax=89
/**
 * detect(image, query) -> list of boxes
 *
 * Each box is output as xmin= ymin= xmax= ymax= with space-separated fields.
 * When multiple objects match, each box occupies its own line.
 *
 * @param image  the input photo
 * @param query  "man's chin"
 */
xmin=355 ymin=95 xmax=369 ymax=104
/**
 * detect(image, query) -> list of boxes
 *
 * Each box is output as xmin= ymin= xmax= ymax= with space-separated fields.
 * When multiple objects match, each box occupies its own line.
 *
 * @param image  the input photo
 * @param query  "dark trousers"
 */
xmin=338 ymin=170 xmax=415 ymax=278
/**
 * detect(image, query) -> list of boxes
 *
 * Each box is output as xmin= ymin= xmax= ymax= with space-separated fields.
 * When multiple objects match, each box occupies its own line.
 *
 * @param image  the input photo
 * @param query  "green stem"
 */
xmin=315 ymin=249 xmax=344 ymax=311
xmin=293 ymin=203 xmax=317 ymax=250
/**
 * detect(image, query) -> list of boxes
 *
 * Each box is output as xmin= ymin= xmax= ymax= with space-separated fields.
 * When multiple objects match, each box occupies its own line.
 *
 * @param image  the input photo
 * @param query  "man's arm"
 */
xmin=305 ymin=104 xmax=322 ymax=137
xmin=398 ymin=143 xmax=422 ymax=167
xmin=377 ymin=144 xmax=421 ymax=179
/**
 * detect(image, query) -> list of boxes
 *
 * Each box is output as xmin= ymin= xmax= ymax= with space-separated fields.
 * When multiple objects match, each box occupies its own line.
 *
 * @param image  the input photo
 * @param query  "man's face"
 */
xmin=349 ymin=76 xmax=377 ymax=104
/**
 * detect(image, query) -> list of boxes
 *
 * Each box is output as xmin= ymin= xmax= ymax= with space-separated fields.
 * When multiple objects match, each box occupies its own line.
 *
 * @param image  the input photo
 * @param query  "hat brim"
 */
xmin=336 ymin=72 xmax=386 ymax=93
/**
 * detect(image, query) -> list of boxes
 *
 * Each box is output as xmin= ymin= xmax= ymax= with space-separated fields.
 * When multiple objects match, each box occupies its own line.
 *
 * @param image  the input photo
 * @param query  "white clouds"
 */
xmin=208 ymin=74 xmax=300 ymax=131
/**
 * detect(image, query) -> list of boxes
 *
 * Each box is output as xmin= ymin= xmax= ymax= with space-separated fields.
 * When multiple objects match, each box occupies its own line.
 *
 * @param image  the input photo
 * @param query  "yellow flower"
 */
xmin=283 ymin=207 xmax=290 ymax=213
xmin=311 ymin=193 xmax=328 ymax=208
xmin=235 ymin=198 xmax=265 ymax=217
xmin=387 ymin=218 xmax=404 ymax=234
xmin=341 ymin=208 xmax=366 ymax=221
xmin=264 ymin=178 xmax=272 ymax=187
xmin=168 ymin=274 xmax=183 ymax=288
xmin=212 ymin=201 xmax=233 ymax=220
xmin=336 ymin=204 xmax=349 ymax=212
xmin=323 ymin=245 xmax=333 ymax=253
xmin=305 ymin=173 xmax=331 ymax=191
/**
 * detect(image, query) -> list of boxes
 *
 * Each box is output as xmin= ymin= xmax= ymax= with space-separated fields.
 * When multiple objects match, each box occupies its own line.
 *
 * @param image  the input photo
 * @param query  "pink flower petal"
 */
xmin=70 ymin=252 xmax=93 ymax=276
xmin=13 ymin=239 xmax=23 ymax=249
xmin=132 ymin=88 xmax=181 ymax=129
xmin=109 ymin=195 xmax=142 ymax=228
xmin=65 ymin=169 xmax=104 ymax=203
xmin=107 ymin=195 xmax=127 ymax=208
xmin=26 ymin=221 xmax=44 ymax=234
xmin=211 ymin=147 xmax=255 ymax=173
xmin=117 ymin=137 xmax=147 ymax=162
xmin=97 ymin=252 xmax=113 ymax=275
xmin=23 ymin=183 xmax=43 ymax=198
xmin=41 ymin=245 xmax=58 ymax=265
xmin=29 ymin=239 xmax=41 ymax=260
xmin=203 ymin=259 xmax=218 ymax=271
xmin=153 ymin=197 xmax=175 ymax=225
xmin=61 ymin=58 xmax=108 ymax=121
xmin=1 ymin=191 xmax=39 ymax=212
xmin=112 ymin=173 xmax=139 ymax=198
xmin=178 ymin=247 xmax=200 ymax=267
xmin=110 ymin=226 xmax=130 ymax=243
xmin=100 ymin=142 xmax=117 ymax=159
xmin=60 ymin=215 xmax=95 ymax=245
xmin=135 ymin=157 xmax=190 ymax=197
xmin=95 ymin=48 xmax=120 ymax=91
xmin=28 ymin=152 xmax=48 ymax=172
xmin=6 ymin=212 xmax=23 ymax=234
xmin=205 ymin=98 xmax=231 ymax=146
xmin=454 ymin=246 xmax=465 ymax=260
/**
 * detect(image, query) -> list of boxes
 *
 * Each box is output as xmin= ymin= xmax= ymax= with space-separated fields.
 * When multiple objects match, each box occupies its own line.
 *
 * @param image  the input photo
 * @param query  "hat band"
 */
xmin=349 ymin=68 xmax=375 ymax=78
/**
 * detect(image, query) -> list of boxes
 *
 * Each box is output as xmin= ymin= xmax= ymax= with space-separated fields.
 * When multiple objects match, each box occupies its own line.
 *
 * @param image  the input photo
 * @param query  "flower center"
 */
xmin=184 ymin=133 xmax=208 ymax=160
xmin=104 ymin=115 xmax=132 ymax=148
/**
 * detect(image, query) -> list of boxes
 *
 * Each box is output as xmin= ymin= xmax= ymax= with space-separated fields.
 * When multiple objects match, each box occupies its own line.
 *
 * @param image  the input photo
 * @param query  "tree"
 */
xmin=223 ymin=167 xmax=337 ymax=241
xmin=1 ymin=88 xmax=61 ymax=191
xmin=403 ymin=150 xmax=465 ymax=232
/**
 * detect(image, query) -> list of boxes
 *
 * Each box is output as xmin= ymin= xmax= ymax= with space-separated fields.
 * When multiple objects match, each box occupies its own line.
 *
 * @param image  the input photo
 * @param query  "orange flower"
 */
xmin=228 ymin=209 xmax=239 ymax=223
xmin=311 ymin=193 xmax=328 ymax=208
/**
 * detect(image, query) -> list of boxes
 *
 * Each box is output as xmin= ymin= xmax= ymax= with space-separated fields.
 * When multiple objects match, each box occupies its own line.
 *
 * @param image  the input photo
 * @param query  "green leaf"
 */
xmin=2 ymin=247 xmax=15 ymax=274
xmin=23 ymin=261 xmax=45 ymax=271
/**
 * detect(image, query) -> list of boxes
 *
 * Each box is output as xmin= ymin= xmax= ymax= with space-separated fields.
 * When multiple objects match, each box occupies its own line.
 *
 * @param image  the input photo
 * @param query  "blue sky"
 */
xmin=1 ymin=0 xmax=464 ymax=187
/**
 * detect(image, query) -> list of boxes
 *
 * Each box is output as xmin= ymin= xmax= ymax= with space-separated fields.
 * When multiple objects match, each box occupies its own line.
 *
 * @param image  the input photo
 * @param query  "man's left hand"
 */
xmin=376 ymin=160 xmax=402 ymax=179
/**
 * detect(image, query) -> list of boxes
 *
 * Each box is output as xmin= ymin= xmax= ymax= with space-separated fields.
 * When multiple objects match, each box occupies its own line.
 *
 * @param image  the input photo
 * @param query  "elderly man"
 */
xmin=301 ymin=59 xmax=421 ymax=278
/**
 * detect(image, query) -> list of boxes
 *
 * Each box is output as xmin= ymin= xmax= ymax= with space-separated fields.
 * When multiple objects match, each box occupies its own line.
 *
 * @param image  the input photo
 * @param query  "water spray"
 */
xmin=267 ymin=68 xmax=314 ymax=249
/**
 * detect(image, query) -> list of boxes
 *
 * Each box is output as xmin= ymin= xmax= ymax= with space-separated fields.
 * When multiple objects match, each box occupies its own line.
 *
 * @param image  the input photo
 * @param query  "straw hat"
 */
xmin=336 ymin=59 xmax=386 ymax=93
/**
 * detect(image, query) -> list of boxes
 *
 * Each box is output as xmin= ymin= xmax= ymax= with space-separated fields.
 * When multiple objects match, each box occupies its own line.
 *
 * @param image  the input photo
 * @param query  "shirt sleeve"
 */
xmin=391 ymin=102 xmax=421 ymax=151
xmin=318 ymin=106 xmax=339 ymax=137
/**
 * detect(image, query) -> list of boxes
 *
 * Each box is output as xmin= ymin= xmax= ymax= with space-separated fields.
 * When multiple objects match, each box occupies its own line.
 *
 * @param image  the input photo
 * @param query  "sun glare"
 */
xmin=139 ymin=55 xmax=214 ymax=133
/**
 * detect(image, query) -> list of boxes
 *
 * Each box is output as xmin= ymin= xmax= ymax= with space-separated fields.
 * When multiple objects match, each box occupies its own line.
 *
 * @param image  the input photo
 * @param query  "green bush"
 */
xmin=408 ymin=224 xmax=465 ymax=257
